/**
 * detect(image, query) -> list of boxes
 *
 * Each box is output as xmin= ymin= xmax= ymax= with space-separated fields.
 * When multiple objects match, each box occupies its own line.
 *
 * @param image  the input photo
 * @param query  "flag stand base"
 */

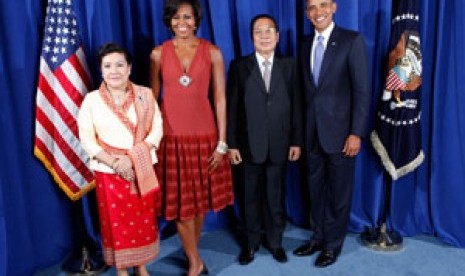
xmin=62 ymin=246 xmax=108 ymax=275
xmin=361 ymin=223 xmax=403 ymax=251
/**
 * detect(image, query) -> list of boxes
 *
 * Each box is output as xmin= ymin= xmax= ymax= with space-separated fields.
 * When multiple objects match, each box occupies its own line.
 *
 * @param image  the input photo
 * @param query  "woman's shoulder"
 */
xmin=132 ymin=83 xmax=151 ymax=92
xmin=132 ymin=84 xmax=154 ymax=98
xmin=150 ymin=44 xmax=164 ymax=61
xmin=151 ymin=40 xmax=174 ymax=58
xmin=83 ymin=89 xmax=101 ymax=100
xmin=199 ymin=39 xmax=222 ymax=61
xmin=80 ymin=89 xmax=102 ymax=109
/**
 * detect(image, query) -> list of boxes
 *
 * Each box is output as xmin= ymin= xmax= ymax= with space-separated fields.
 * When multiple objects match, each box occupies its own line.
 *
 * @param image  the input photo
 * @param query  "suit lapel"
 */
xmin=269 ymin=56 xmax=284 ymax=95
xmin=246 ymin=54 xmax=268 ymax=94
xmin=318 ymin=26 xmax=340 ymax=87
xmin=303 ymin=34 xmax=317 ymax=90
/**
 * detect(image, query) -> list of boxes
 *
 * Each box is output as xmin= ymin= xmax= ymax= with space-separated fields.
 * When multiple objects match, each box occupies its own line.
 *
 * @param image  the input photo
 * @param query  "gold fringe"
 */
xmin=34 ymin=146 xmax=95 ymax=201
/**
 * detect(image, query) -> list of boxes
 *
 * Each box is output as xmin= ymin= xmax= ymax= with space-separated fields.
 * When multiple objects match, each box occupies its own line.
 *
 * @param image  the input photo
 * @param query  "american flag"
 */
xmin=34 ymin=0 xmax=95 ymax=200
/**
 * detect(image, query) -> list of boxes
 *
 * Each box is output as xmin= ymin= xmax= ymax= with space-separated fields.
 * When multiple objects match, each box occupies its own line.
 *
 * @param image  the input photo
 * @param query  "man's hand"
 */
xmin=342 ymin=135 xmax=361 ymax=157
xmin=229 ymin=149 xmax=242 ymax=165
xmin=288 ymin=146 xmax=301 ymax=161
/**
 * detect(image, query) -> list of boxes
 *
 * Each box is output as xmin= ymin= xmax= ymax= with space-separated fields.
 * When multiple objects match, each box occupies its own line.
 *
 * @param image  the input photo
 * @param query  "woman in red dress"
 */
xmin=78 ymin=43 xmax=162 ymax=276
xmin=150 ymin=0 xmax=234 ymax=275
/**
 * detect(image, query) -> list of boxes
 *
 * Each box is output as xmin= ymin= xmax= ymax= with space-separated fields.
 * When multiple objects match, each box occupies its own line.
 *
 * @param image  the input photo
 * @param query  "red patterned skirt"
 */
xmin=95 ymin=172 xmax=159 ymax=269
xmin=156 ymin=133 xmax=234 ymax=221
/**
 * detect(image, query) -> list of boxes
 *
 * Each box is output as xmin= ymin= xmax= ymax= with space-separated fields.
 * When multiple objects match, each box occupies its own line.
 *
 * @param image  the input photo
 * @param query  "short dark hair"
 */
xmin=97 ymin=43 xmax=132 ymax=66
xmin=163 ymin=0 xmax=202 ymax=34
xmin=250 ymin=14 xmax=279 ymax=39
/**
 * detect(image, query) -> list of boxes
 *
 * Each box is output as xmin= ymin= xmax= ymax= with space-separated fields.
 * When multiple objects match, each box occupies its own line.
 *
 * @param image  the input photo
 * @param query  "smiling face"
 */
xmin=306 ymin=0 xmax=337 ymax=33
xmin=171 ymin=3 xmax=197 ymax=38
xmin=252 ymin=18 xmax=279 ymax=57
xmin=100 ymin=52 xmax=131 ymax=91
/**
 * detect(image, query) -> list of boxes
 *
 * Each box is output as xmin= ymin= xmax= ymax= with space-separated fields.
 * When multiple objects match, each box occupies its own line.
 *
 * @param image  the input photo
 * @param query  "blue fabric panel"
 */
xmin=1 ymin=1 xmax=465 ymax=275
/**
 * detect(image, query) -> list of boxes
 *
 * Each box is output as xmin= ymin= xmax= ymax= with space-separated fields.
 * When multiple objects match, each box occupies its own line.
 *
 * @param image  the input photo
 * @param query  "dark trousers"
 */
xmin=307 ymin=139 xmax=355 ymax=252
xmin=243 ymin=160 xmax=286 ymax=250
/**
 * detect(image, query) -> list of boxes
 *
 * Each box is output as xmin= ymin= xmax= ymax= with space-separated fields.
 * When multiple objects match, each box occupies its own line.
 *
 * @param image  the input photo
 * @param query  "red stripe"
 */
xmin=55 ymin=67 xmax=85 ymax=107
xmin=386 ymin=73 xmax=404 ymax=90
xmin=34 ymin=137 xmax=81 ymax=193
xmin=38 ymin=74 xmax=79 ymax=137
xmin=68 ymin=53 xmax=92 ymax=91
xmin=36 ymin=107 xmax=94 ymax=183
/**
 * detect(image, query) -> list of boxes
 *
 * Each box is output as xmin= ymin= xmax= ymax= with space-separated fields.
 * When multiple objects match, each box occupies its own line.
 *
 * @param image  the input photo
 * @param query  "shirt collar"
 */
xmin=255 ymin=52 xmax=275 ymax=66
xmin=314 ymin=22 xmax=335 ymax=42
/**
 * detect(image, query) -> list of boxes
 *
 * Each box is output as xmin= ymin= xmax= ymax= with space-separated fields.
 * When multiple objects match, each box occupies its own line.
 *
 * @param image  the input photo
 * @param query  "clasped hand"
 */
xmin=113 ymin=155 xmax=135 ymax=182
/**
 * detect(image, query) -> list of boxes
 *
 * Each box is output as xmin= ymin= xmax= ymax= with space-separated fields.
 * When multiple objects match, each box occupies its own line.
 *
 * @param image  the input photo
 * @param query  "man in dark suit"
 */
xmin=227 ymin=14 xmax=303 ymax=265
xmin=292 ymin=0 xmax=370 ymax=267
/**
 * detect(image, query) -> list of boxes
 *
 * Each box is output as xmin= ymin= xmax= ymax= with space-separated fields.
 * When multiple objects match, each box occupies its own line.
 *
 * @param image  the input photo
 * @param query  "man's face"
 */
xmin=252 ymin=18 xmax=279 ymax=56
xmin=306 ymin=0 xmax=337 ymax=33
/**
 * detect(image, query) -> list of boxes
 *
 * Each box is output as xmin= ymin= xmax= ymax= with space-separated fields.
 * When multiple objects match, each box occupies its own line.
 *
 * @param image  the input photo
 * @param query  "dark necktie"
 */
xmin=262 ymin=59 xmax=271 ymax=92
xmin=313 ymin=35 xmax=324 ymax=85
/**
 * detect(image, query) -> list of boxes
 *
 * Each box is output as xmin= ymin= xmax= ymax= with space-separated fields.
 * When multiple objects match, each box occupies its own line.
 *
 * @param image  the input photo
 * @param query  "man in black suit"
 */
xmin=227 ymin=14 xmax=303 ymax=265
xmin=293 ymin=0 xmax=370 ymax=267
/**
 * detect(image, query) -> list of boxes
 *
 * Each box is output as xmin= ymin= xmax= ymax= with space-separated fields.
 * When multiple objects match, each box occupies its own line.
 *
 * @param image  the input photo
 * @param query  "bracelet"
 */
xmin=215 ymin=141 xmax=228 ymax=155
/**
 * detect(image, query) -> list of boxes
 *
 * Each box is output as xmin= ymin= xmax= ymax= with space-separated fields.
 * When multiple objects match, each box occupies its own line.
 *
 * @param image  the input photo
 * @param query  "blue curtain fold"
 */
xmin=1 ymin=0 xmax=465 ymax=275
xmin=430 ymin=0 xmax=465 ymax=246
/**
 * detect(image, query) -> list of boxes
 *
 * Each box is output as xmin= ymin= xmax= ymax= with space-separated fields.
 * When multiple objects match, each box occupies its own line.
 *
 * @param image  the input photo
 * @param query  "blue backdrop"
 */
xmin=1 ymin=0 xmax=464 ymax=275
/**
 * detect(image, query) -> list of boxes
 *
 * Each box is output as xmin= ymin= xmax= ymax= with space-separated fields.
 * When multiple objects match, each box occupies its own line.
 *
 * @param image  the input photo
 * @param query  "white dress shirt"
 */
xmin=255 ymin=52 xmax=275 ymax=78
xmin=311 ymin=22 xmax=335 ymax=72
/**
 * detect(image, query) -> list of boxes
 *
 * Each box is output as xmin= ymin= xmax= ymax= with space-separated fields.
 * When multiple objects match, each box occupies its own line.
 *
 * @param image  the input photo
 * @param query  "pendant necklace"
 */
xmin=175 ymin=39 xmax=194 ymax=87
xmin=179 ymin=68 xmax=192 ymax=87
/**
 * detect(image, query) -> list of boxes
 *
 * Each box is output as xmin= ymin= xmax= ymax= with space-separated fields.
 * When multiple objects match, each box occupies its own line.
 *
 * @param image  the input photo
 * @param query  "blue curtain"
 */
xmin=1 ymin=0 xmax=465 ymax=275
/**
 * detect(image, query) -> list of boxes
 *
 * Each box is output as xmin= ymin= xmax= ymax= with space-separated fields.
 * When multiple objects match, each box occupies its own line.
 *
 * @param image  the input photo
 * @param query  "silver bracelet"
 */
xmin=215 ymin=141 xmax=228 ymax=155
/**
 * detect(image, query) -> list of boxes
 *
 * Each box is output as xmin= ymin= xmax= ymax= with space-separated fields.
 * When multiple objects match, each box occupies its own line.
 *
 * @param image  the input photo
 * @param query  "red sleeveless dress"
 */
xmin=157 ymin=39 xmax=234 ymax=221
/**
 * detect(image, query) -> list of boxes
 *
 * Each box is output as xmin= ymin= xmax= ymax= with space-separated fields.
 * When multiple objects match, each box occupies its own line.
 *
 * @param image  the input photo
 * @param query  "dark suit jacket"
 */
xmin=227 ymin=54 xmax=303 ymax=164
xmin=300 ymin=26 xmax=370 ymax=154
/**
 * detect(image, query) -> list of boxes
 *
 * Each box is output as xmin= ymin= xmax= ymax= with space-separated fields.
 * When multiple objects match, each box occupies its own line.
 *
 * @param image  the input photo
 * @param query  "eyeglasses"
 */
xmin=253 ymin=27 xmax=277 ymax=36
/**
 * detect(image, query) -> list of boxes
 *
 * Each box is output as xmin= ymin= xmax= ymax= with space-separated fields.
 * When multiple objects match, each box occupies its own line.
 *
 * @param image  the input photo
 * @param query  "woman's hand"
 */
xmin=120 ymin=168 xmax=135 ymax=182
xmin=208 ymin=151 xmax=224 ymax=172
xmin=113 ymin=155 xmax=133 ymax=175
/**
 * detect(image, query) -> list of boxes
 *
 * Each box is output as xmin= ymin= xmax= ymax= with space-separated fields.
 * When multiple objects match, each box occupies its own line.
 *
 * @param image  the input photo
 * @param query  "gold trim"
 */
xmin=34 ymin=146 xmax=95 ymax=201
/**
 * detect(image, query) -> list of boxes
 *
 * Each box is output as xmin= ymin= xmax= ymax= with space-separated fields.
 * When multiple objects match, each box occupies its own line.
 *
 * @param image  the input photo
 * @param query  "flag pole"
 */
xmin=361 ymin=172 xmax=402 ymax=251
xmin=61 ymin=195 xmax=108 ymax=274
xmin=361 ymin=0 xmax=422 ymax=251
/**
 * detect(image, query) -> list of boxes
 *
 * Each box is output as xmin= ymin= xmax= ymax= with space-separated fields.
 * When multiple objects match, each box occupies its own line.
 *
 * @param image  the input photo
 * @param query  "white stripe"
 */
xmin=40 ymin=57 xmax=80 ymax=116
xmin=35 ymin=119 xmax=89 ymax=187
xmin=76 ymin=47 xmax=92 ymax=87
xmin=61 ymin=59 xmax=88 ymax=97
xmin=36 ymin=88 xmax=91 ymax=182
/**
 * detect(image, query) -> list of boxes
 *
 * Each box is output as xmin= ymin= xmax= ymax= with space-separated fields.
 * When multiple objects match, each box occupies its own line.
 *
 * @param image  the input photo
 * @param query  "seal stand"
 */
xmin=361 ymin=174 xmax=403 ymax=251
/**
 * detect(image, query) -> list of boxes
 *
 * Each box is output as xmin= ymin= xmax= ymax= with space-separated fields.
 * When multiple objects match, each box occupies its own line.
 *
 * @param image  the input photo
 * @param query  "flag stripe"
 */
xmin=67 ymin=53 xmax=91 ymax=92
xmin=40 ymin=58 xmax=81 ymax=117
xmin=38 ymin=74 xmax=79 ymax=136
xmin=74 ymin=47 xmax=92 ymax=89
xmin=36 ymin=89 xmax=91 ymax=170
xmin=36 ymin=107 xmax=93 ymax=183
xmin=55 ymin=65 xmax=85 ymax=107
xmin=34 ymin=137 xmax=81 ymax=193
